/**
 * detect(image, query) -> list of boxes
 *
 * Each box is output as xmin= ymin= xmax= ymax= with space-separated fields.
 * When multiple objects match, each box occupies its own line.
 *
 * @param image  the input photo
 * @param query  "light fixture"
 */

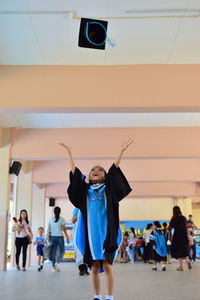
xmin=126 ymin=9 xmax=200 ymax=18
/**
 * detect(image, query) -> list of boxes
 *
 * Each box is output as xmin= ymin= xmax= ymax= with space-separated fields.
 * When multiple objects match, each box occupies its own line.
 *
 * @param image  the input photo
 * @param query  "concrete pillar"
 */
xmin=0 ymin=128 xmax=11 ymax=271
xmin=31 ymin=183 xmax=45 ymax=265
xmin=15 ymin=161 xmax=33 ymax=266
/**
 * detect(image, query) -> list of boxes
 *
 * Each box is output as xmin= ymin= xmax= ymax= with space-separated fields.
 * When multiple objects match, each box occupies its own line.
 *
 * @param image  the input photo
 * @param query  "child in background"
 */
xmin=119 ymin=231 xmax=129 ymax=263
xmin=127 ymin=227 xmax=136 ymax=263
xmin=151 ymin=221 xmax=167 ymax=271
xmin=71 ymin=207 xmax=90 ymax=276
xmin=34 ymin=227 xmax=46 ymax=271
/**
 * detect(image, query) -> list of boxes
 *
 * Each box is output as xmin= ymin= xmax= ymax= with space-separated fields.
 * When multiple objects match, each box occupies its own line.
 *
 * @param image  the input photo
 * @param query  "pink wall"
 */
xmin=45 ymin=182 xmax=195 ymax=198
xmin=33 ymin=159 xmax=200 ymax=183
xmin=10 ymin=127 xmax=200 ymax=159
xmin=1 ymin=65 xmax=200 ymax=111
xmin=9 ymin=127 xmax=200 ymax=197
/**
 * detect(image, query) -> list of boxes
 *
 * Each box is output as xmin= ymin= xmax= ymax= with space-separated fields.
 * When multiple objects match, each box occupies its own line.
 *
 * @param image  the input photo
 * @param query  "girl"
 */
xmin=59 ymin=139 xmax=133 ymax=300
xmin=12 ymin=209 xmax=33 ymax=271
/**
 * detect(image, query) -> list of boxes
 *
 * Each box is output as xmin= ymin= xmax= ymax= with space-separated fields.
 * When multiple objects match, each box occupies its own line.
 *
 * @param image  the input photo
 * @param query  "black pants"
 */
xmin=15 ymin=237 xmax=29 ymax=268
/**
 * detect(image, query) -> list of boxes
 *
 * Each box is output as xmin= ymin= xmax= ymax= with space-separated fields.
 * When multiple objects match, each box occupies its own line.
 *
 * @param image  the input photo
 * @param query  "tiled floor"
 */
xmin=0 ymin=261 xmax=199 ymax=300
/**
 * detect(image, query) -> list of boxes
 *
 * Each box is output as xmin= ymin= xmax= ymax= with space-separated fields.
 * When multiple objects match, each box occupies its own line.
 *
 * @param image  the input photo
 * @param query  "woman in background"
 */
xmin=48 ymin=206 xmax=70 ymax=272
xmin=12 ymin=209 xmax=33 ymax=271
xmin=169 ymin=206 xmax=191 ymax=271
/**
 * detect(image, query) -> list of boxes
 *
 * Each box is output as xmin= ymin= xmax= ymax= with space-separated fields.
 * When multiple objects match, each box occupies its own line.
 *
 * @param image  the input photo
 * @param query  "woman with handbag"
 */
xmin=12 ymin=209 xmax=33 ymax=271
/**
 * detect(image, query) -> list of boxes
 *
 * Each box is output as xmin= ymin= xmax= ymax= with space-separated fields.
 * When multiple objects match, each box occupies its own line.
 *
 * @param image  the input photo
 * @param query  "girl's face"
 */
xmin=21 ymin=211 xmax=27 ymax=219
xmin=89 ymin=166 xmax=106 ymax=184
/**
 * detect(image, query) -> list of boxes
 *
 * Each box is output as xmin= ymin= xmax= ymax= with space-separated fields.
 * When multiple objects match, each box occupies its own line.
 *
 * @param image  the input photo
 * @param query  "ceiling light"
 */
xmin=126 ymin=9 xmax=200 ymax=18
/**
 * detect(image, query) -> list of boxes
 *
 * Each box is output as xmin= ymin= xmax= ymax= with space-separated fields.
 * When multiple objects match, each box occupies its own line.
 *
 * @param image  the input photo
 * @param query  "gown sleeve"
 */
xmin=106 ymin=163 xmax=132 ymax=202
xmin=67 ymin=167 xmax=87 ymax=208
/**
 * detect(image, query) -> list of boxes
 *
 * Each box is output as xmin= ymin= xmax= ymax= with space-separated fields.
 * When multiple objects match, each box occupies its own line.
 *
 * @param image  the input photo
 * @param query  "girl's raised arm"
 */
xmin=114 ymin=138 xmax=134 ymax=167
xmin=59 ymin=143 xmax=76 ymax=174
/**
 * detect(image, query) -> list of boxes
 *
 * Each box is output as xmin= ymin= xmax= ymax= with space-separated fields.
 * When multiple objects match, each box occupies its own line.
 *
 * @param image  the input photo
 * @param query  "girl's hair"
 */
xmin=173 ymin=206 xmax=182 ymax=218
xmin=146 ymin=223 xmax=153 ymax=230
xmin=89 ymin=166 xmax=107 ymax=183
xmin=19 ymin=209 xmax=29 ymax=224
xmin=54 ymin=206 xmax=61 ymax=223
xmin=163 ymin=222 xmax=168 ymax=229
xmin=153 ymin=221 xmax=161 ymax=228
xmin=130 ymin=227 xmax=136 ymax=238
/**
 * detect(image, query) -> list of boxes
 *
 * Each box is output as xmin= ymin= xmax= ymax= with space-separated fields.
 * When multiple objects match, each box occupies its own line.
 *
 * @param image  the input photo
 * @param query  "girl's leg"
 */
xmin=51 ymin=237 xmax=57 ymax=267
xmin=22 ymin=238 xmax=28 ymax=268
xmin=57 ymin=237 xmax=65 ymax=263
xmin=103 ymin=261 xmax=114 ymax=296
xmin=15 ymin=238 xmax=22 ymax=269
xmin=91 ymin=261 xmax=101 ymax=295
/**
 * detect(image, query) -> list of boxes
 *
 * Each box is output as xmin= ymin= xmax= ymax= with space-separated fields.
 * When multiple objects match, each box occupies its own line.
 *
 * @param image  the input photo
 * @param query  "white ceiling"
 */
xmin=1 ymin=0 xmax=200 ymax=65
xmin=1 ymin=111 xmax=200 ymax=128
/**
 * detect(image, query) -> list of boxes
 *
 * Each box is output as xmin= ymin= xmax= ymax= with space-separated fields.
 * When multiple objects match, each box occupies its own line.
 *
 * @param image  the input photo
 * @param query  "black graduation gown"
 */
xmin=67 ymin=163 xmax=132 ymax=266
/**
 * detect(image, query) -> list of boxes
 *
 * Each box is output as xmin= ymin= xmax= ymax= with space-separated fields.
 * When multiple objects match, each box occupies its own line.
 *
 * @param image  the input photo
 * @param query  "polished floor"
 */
xmin=0 ymin=261 xmax=199 ymax=300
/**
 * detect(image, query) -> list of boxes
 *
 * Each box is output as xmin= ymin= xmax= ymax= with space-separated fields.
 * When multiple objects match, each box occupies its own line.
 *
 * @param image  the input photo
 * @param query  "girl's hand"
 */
xmin=59 ymin=142 xmax=76 ymax=173
xmin=115 ymin=138 xmax=134 ymax=167
xmin=59 ymin=142 xmax=71 ymax=154
xmin=121 ymin=138 xmax=134 ymax=153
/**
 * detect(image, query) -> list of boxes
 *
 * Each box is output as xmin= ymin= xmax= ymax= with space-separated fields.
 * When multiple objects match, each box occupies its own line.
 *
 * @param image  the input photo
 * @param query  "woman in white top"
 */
xmin=12 ymin=209 xmax=33 ymax=271
xmin=48 ymin=206 xmax=69 ymax=272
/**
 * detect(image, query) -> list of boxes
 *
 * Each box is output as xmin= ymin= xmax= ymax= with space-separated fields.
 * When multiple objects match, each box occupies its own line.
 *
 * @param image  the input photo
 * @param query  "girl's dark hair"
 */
xmin=163 ymin=222 xmax=168 ymax=228
xmin=153 ymin=221 xmax=161 ymax=228
xmin=89 ymin=166 xmax=107 ymax=183
xmin=130 ymin=227 xmax=136 ymax=238
xmin=19 ymin=209 xmax=29 ymax=224
xmin=146 ymin=223 xmax=152 ymax=230
xmin=173 ymin=206 xmax=182 ymax=218
xmin=54 ymin=206 xmax=61 ymax=223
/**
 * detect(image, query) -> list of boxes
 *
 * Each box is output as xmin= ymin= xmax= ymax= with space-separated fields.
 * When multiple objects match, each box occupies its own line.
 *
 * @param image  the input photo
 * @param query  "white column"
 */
xmin=0 ymin=129 xmax=11 ymax=271
xmin=31 ymin=183 xmax=45 ymax=265
xmin=15 ymin=161 xmax=33 ymax=266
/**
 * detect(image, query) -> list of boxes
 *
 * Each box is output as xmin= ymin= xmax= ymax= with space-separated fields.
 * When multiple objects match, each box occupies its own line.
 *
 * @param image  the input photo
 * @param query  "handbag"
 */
xmin=26 ymin=234 xmax=32 ymax=244
xmin=23 ymin=226 xmax=32 ymax=244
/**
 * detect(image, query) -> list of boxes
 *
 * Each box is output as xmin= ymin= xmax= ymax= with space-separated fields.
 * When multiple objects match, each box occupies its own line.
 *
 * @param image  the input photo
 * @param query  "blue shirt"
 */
xmin=49 ymin=216 xmax=66 ymax=237
xmin=35 ymin=236 xmax=45 ymax=245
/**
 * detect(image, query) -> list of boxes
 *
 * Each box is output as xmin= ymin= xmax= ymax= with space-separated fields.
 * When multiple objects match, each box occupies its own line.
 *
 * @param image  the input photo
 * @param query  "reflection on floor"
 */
xmin=0 ymin=261 xmax=200 ymax=300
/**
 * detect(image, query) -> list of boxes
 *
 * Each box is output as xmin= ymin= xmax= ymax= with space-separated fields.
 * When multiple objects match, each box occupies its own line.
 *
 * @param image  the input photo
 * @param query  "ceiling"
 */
xmin=1 ymin=0 xmax=200 ymax=65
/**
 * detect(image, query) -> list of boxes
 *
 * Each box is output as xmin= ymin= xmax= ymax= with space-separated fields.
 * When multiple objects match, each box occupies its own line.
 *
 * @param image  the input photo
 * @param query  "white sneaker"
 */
xmin=52 ymin=267 xmax=56 ymax=272
xmin=55 ymin=263 xmax=61 ymax=272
